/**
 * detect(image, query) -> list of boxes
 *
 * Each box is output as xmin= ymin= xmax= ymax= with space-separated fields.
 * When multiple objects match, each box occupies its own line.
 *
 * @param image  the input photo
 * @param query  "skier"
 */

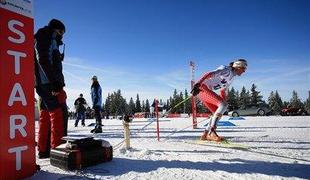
xmin=34 ymin=19 xmax=68 ymax=158
xmin=90 ymin=75 xmax=103 ymax=133
xmin=74 ymin=93 xmax=87 ymax=127
xmin=191 ymin=59 xmax=247 ymax=142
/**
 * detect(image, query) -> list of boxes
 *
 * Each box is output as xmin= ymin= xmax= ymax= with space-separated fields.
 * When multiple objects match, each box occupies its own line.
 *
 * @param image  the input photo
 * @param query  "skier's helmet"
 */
xmin=48 ymin=19 xmax=66 ymax=33
xmin=232 ymin=59 xmax=247 ymax=69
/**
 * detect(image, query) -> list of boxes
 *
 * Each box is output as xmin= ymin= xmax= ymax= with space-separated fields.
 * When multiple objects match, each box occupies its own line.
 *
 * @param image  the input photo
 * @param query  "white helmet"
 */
xmin=232 ymin=59 xmax=247 ymax=69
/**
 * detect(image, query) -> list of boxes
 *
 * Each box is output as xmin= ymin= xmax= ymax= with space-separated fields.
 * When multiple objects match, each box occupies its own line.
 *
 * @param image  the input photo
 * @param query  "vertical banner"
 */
xmin=0 ymin=0 xmax=35 ymax=179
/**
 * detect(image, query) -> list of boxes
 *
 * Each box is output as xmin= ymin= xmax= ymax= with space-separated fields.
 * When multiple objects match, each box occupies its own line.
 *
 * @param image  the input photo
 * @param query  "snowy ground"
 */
xmin=29 ymin=116 xmax=310 ymax=180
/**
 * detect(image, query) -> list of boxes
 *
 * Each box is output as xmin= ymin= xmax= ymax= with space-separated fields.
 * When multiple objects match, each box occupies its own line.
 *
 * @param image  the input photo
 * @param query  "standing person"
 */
xmin=191 ymin=59 xmax=247 ymax=142
xmin=34 ymin=19 xmax=68 ymax=158
xmin=74 ymin=93 xmax=87 ymax=127
xmin=90 ymin=75 xmax=103 ymax=133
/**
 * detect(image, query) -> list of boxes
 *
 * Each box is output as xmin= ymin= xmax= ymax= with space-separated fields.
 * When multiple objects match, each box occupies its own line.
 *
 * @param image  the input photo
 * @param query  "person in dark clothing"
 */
xmin=90 ymin=75 xmax=103 ymax=133
xmin=85 ymin=107 xmax=92 ymax=119
xmin=74 ymin=94 xmax=87 ymax=127
xmin=34 ymin=19 xmax=68 ymax=158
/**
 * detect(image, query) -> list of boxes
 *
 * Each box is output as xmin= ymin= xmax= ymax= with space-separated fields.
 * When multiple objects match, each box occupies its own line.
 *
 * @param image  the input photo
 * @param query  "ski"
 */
xmin=186 ymin=139 xmax=310 ymax=163
xmin=186 ymin=139 xmax=249 ymax=150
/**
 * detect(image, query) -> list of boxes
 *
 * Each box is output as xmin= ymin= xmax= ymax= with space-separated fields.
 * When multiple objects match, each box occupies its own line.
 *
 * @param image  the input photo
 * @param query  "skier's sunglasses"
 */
xmin=239 ymin=67 xmax=247 ymax=71
xmin=55 ymin=29 xmax=65 ymax=36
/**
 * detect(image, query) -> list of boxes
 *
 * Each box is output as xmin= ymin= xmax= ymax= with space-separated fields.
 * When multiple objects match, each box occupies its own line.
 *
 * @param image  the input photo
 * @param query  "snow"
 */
xmin=28 ymin=116 xmax=310 ymax=180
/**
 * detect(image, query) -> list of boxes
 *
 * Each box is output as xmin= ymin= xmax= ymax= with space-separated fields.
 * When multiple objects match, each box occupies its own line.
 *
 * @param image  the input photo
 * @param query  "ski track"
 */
xmin=28 ymin=116 xmax=310 ymax=180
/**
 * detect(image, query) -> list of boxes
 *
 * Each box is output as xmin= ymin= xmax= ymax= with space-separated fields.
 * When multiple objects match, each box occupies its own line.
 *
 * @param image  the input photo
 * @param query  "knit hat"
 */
xmin=48 ymin=19 xmax=66 ymax=32
xmin=91 ymin=75 xmax=98 ymax=80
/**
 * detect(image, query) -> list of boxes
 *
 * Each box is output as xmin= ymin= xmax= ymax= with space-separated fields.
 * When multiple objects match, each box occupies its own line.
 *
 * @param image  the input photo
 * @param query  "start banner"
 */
xmin=0 ymin=0 xmax=35 ymax=179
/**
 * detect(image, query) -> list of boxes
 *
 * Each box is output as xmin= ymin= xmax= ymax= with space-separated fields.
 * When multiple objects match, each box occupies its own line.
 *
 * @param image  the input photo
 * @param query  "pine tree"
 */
xmin=121 ymin=98 xmax=127 ymax=115
xmin=178 ymin=91 xmax=184 ymax=113
xmin=121 ymin=95 xmax=127 ymax=115
xmin=227 ymin=87 xmax=238 ymax=111
xmin=135 ymin=94 xmax=141 ymax=112
xmin=128 ymin=97 xmax=136 ymax=114
xmin=304 ymin=91 xmax=310 ymax=113
xmin=110 ymin=89 xmax=127 ymax=116
xmin=274 ymin=91 xmax=283 ymax=109
xmin=142 ymin=100 xmax=146 ymax=112
xmin=170 ymin=89 xmax=178 ymax=113
xmin=268 ymin=91 xmax=275 ymax=106
xmin=250 ymin=84 xmax=263 ymax=105
xmin=239 ymin=86 xmax=250 ymax=108
xmin=109 ymin=93 xmax=116 ymax=116
xmin=268 ymin=91 xmax=282 ymax=115
xmin=104 ymin=93 xmax=111 ymax=118
xmin=101 ymin=102 xmax=105 ymax=116
xmin=166 ymin=99 xmax=169 ymax=110
xmin=145 ymin=99 xmax=150 ymax=112
xmin=184 ymin=89 xmax=191 ymax=114
xmin=283 ymin=101 xmax=289 ymax=108
xmin=289 ymin=90 xmax=303 ymax=108
xmin=235 ymin=90 xmax=240 ymax=108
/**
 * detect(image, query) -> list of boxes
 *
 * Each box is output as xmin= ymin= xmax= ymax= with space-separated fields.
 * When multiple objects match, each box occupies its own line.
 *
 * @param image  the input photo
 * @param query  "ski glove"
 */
xmin=191 ymin=83 xmax=201 ymax=96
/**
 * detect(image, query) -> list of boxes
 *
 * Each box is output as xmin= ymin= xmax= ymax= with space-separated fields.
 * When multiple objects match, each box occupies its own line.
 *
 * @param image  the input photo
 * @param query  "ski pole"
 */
xmin=162 ymin=117 xmax=209 ymax=141
xmin=164 ymin=95 xmax=192 ymax=116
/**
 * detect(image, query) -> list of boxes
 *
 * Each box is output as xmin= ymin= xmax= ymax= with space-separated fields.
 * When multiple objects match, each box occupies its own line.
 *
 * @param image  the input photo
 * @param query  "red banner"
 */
xmin=0 ymin=1 xmax=35 ymax=179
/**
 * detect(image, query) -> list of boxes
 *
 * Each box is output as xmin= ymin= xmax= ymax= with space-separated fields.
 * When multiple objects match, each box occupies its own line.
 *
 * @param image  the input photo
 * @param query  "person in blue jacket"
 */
xmin=90 ymin=75 xmax=103 ymax=133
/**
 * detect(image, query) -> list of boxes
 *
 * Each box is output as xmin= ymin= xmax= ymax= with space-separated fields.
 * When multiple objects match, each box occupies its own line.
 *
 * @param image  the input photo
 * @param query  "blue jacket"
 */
xmin=91 ymin=82 xmax=102 ymax=108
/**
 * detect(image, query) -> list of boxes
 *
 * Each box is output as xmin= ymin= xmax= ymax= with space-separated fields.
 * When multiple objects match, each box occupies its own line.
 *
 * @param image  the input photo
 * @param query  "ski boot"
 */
xmin=38 ymin=151 xmax=50 ymax=159
xmin=206 ymin=129 xmax=223 ymax=142
xmin=200 ymin=130 xmax=209 ymax=141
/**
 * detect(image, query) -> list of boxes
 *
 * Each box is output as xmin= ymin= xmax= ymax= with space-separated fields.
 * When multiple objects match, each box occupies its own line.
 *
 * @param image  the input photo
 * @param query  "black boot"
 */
xmin=91 ymin=124 xmax=102 ymax=133
xmin=93 ymin=126 xmax=102 ymax=133
xmin=38 ymin=151 xmax=50 ymax=159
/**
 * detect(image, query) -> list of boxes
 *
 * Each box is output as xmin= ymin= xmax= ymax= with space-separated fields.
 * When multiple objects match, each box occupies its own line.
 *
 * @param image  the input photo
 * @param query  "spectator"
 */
xmin=34 ymin=19 xmax=68 ymax=158
xmin=90 ymin=75 xmax=103 ymax=133
xmin=74 ymin=93 xmax=87 ymax=127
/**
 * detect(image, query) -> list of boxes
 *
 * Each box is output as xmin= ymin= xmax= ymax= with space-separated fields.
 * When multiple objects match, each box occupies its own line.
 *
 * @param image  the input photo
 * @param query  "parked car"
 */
xmin=228 ymin=103 xmax=272 ymax=117
xmin=280 ymin=107 xmax=308 ymax=116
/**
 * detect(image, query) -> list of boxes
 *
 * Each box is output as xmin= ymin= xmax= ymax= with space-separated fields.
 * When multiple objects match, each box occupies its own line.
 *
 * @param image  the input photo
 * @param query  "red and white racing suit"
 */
xmin=197 ymin=65 xmax=236 ymax=129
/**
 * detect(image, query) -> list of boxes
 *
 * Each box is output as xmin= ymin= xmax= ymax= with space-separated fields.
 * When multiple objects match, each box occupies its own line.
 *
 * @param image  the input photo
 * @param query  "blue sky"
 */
xmin=34 ymin=0 xmax=310 ymax=109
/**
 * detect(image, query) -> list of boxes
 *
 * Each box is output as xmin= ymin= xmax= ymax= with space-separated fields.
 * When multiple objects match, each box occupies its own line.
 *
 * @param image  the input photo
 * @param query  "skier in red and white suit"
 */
xmin=191 ymin=59 xmax=247 ymax=142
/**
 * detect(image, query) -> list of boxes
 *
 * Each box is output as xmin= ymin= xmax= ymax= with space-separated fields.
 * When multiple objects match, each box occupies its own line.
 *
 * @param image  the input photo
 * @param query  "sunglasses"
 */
xmin=55 ymin=29 xmax=65 ymax=36
xmin=237 ymin=67 xmax=247 ymax=71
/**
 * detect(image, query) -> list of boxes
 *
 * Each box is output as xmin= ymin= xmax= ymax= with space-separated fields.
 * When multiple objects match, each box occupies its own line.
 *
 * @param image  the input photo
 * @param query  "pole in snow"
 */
xmin=155 ymin=99 xmax=160 ymax=141
xmin=190 ymin=61 xmax=197 ymax=129
xmin=123 ymin=115 xmax=132 ymax=149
